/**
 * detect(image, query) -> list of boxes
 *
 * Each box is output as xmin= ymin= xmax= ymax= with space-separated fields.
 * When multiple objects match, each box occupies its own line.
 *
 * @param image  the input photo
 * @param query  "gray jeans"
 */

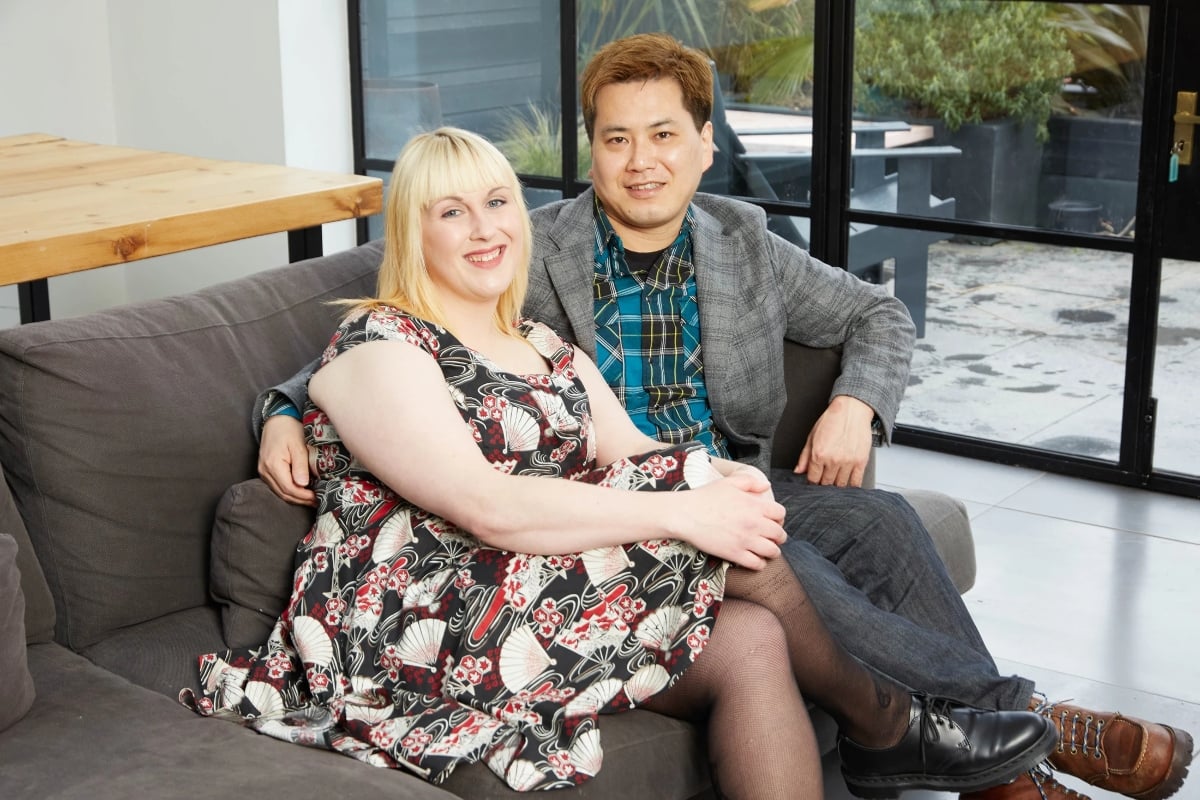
xmin=769 ymin=476 xmax=1034 ymax=711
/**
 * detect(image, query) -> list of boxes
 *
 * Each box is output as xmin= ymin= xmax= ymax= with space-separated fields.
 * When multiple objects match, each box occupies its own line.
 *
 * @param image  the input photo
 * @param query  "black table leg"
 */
xmin=287 ymin=225 xmax=324 ymax=263
xmin=18 ymin=279 xmax=50 ymax=324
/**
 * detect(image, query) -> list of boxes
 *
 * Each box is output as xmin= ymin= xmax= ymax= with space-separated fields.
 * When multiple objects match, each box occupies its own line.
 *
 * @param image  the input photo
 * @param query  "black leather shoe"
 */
xmin=839 ymin=693 xmax=1060 ymax=799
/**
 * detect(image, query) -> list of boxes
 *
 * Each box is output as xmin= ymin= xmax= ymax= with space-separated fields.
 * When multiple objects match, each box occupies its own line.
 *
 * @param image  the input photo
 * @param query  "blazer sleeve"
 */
xmin=249 ymin=357 xmax=320 ymax=441
xmin=766 ymin=232 xmax=915 ymax=438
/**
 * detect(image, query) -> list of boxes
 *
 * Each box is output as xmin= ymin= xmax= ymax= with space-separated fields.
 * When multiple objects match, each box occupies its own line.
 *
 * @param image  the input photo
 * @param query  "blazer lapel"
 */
xmin=542 ymin=190 xmax=600 ymax=360
xmin=691 ymin=205 xmax=742 ymax=425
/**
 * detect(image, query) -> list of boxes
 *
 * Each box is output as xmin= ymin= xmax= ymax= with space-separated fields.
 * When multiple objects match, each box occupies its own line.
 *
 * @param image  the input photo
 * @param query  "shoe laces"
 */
xmin=1029 ymin=762 xmax=1091 ymax=799
xmin=917 ymin=694 xmax=956 ymax=746
xmin=1038 ymin=699 xmax=1106 ymax=760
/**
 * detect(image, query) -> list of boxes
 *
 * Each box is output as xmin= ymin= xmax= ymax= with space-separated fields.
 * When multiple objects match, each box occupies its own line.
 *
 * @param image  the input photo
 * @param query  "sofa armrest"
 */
xmin=769 ymin=340 xmax=877 ymax=489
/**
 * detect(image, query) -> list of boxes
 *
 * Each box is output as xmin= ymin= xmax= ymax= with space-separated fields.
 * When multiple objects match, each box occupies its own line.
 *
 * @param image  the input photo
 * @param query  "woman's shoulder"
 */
xmin=326 ymin=306 xmax=447 ymax=360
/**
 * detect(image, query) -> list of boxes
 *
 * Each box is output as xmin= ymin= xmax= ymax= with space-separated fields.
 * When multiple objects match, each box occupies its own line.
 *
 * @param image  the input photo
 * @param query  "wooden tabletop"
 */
xmin=0 ymin=133 xmax=384 ymax=285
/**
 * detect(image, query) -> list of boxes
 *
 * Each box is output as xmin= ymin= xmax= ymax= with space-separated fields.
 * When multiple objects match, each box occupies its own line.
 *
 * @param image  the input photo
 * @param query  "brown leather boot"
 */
xmin=961 ymin=765 xmax=1092 ymax=799
xmin=1033 ymin=698 xmax=1194 ymax=800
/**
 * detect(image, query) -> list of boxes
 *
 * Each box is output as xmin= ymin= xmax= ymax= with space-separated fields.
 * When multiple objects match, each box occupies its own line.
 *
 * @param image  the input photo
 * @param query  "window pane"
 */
xmin=360 ymin=1 xmax=560 ymax=172
xmin=883 ymin=235 xmax=1132 ymax=461
xmin=1153 ymin=257 xmax=1200 ymax=477
xmin=853 ymin=1 xmax=1147 ymax=235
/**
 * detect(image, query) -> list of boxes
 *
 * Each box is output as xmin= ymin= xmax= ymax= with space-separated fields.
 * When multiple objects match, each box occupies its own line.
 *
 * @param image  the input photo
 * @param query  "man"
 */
xmin=257 ymin=33 xmax=1192 ymax=800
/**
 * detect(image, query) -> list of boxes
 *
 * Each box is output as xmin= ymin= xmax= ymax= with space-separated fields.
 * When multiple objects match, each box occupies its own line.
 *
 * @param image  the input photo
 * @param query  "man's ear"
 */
xmin=700 ymin=121 xmax=715 ymax=172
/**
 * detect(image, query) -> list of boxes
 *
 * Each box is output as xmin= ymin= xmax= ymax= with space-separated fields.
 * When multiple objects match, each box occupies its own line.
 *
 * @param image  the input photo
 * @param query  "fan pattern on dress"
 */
xmin=183 ymin=308 xmax=727 ymax=790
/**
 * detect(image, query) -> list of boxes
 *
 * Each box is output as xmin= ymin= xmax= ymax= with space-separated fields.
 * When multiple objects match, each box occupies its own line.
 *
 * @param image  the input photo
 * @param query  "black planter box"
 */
xmin=928 ymin=117 xmax=1044 ymax=230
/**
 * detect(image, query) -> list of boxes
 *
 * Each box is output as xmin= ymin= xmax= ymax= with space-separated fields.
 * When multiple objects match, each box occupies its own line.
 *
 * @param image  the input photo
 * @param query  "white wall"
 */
xmin=0 ymin=0 xmax=357 ymax=319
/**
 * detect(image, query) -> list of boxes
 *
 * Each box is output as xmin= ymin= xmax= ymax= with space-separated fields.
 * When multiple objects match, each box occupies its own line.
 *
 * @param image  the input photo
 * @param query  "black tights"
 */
xmin=642 ymin=599 xmax=823 ymax=800
xmin=725 ymin=557 xmax=911 ymax=748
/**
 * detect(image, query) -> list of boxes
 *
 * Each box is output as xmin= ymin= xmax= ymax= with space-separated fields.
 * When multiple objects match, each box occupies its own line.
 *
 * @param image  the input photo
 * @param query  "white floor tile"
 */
xmin=967 ymin=506 xmax=1200 ymax=703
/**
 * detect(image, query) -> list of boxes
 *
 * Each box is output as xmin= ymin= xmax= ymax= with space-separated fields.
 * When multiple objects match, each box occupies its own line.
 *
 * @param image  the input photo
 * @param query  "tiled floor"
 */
xmin=821 ymin=445 xmax=1200 ymax=800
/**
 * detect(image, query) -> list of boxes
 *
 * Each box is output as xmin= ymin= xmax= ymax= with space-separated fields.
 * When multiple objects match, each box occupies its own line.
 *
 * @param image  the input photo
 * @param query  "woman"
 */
xmin=184 ymin=128 xmax=1055 ymax=799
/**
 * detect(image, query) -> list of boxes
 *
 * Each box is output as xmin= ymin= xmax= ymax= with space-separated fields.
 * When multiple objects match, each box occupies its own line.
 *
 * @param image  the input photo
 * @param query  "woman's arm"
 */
xmin=569 ymin=348 xmax=776 ymax=492
xmin=309 ymin=340 xmax=786 ymax=569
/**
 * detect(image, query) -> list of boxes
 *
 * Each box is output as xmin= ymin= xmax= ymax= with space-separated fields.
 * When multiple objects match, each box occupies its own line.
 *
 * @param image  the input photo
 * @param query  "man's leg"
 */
xmin=770 ymin=478 xmax=1033 ymax=711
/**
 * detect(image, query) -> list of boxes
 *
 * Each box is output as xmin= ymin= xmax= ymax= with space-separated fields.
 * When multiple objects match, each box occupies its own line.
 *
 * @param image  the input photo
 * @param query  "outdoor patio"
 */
xmin=895 ymin=238 xmax=1199 ymax=477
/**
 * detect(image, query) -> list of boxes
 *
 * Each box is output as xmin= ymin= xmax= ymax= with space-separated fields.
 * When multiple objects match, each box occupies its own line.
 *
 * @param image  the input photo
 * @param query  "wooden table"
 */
xmin=0 ymin=133 xmax=384 ymax=323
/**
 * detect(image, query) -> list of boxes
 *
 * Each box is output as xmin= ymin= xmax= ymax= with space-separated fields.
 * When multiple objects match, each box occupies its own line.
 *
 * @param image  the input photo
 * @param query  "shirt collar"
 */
xmin=593 ymin=197 xmax=695 ymax=284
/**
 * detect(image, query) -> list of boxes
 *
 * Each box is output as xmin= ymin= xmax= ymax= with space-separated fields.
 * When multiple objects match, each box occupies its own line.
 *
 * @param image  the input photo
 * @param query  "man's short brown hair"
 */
xmin=580 ymin=33 xmax=713 ymax=141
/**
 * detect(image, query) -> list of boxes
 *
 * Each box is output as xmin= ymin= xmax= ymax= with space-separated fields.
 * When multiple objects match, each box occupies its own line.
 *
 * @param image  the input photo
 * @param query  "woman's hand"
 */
xmin=676 ymin=471 xmax=787 ymax=571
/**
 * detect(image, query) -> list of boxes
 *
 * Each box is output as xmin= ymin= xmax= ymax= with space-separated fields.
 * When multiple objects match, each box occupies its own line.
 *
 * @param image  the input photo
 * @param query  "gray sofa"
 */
xmin=0 ymin=240 xmax=973 ymax=799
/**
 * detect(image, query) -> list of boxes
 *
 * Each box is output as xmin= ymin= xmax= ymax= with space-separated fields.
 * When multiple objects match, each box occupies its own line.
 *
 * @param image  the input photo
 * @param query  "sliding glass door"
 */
xmin=349 ymin=0 xmax=1198 ymax=496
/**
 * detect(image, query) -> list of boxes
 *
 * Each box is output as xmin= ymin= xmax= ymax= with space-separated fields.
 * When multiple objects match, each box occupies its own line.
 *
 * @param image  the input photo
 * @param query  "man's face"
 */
xmin=588 ymin=77 xmax=713 ymax=252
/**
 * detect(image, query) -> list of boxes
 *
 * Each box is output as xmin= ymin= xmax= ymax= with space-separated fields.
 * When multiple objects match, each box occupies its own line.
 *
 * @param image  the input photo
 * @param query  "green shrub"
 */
xmin=855 ymin=0 xmax=1074 ymax=140
xmin=496 ymin=105 xmax=591 ymax=181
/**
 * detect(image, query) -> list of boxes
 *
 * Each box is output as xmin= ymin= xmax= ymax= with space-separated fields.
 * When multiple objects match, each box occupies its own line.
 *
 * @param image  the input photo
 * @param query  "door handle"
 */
xmin=1174 ymin=91 xmax=1198 ymax=165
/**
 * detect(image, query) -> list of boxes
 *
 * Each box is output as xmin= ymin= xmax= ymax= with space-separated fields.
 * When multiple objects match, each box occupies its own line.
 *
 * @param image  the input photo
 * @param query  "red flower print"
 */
xmin=478 ymin=395 xmax=509 ymax=421
xmin=533 ymin=599 xmax=565 ymax=637
xmin=548 ymin=751 xmax=576 ymax=779
xmin=693 ymin=579 xmax=716 ymax=617
xmin=452 ymin=654 xmax=493 ymax=686
xmin=401 ymin=727 xmax=434 ymax=756
xmin=687 ymin=624 xmax=711 ymax=660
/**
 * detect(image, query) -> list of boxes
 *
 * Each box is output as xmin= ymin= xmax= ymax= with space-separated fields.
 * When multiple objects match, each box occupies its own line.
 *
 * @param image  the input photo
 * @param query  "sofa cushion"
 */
xmin=210 ymin=479 xmax=314 ymax=647
xmin=898 ymin=488 xmax=976 ymax=593
xmin=0 ymin=240 xmax=383 ymax=650
xmin=1 ymin=642 xmax=458 ymax=800
xmin=0 ymin=462 xmax=54 ymax=643
xmin=0 ymin=534 xmax=35 ymax=731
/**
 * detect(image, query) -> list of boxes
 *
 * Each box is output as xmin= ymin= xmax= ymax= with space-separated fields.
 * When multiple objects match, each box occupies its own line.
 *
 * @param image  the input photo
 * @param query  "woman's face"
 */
xmin=421 ymin=184 xmax=523 ymax=313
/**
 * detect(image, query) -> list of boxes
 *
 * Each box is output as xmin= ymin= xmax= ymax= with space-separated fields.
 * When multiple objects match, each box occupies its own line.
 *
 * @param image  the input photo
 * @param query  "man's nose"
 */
xmin=628 ymin=138 xmax=655 ymax=170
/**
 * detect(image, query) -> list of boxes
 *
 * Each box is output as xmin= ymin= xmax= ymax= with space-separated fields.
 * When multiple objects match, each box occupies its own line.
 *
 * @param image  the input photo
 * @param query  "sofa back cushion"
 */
xmin=210 ymin=478 xmax=315 ymax=648
xmin=0 ymin=240 xmax=383 ymax=650
xmin=0 ymin=533 xmax=36 ymax=731
xmin=0 ymin=462 xmax=55 ymax=643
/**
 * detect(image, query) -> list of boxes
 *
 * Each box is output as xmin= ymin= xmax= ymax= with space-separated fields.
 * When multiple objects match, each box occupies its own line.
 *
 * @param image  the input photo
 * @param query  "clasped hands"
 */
xmin=680 ymin=465 xmax=787 ymax=572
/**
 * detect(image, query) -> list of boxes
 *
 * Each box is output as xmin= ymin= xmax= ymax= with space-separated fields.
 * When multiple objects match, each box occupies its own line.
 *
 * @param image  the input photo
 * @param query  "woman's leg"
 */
xmin=726 ymin=557 xmax=910 ymax=748
xmin=723 ymin=558 xmax=1059 ymax=798
xmin=641 ymin=598 xmax=823 ymax=800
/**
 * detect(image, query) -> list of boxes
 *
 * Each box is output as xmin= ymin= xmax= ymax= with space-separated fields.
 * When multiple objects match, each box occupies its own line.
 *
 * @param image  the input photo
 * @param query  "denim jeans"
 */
xmin=768 ymin=476 xmax=1034 ymax=711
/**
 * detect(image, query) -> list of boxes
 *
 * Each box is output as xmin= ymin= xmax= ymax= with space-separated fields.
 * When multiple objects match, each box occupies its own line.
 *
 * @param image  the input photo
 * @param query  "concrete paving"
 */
xmin=895 ymin=239 xmax=1200 ymax=476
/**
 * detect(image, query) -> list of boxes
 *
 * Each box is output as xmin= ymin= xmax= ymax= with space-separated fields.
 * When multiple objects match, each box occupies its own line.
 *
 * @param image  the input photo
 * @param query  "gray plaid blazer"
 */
xmin=525 ymin=188 xmax=915 ymax=471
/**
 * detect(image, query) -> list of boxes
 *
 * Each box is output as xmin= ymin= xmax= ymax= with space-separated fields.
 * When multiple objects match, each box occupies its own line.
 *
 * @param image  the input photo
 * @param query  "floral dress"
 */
xmin=183 ymin=308 xmax=728 ymax=791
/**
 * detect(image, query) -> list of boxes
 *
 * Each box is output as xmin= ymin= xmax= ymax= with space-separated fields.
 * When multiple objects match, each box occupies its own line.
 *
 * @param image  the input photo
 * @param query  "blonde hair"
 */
xmin=351 ymin=127 xmax=531 ymax=337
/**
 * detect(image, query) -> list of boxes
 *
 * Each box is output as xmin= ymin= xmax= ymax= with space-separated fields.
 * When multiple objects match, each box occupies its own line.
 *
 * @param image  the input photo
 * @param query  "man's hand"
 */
xmin=258 ymin=415 xmax=316 ymax=506
xmin=794 ymin=395 xmax=875 ymax=488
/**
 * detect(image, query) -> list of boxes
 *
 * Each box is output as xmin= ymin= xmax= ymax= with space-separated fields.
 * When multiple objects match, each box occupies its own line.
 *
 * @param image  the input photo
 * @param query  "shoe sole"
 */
xmin=842 ymin=718 xmax=1060 ymax=799
xmin=1128 ymin=726 xmax=1193 ymax=800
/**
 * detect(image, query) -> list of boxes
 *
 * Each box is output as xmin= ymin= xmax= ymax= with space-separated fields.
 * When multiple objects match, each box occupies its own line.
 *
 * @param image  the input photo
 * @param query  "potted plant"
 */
xmin=1039 ymin=4 xmax=1149 ymax=235
xmin=854 ymin=0 xmax=1075 ymax=228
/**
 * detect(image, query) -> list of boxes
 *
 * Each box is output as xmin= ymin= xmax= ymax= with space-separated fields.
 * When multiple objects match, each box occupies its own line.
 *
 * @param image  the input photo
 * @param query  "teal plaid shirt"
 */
xmin=592 ymin=199 xmax=728 ymax=458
